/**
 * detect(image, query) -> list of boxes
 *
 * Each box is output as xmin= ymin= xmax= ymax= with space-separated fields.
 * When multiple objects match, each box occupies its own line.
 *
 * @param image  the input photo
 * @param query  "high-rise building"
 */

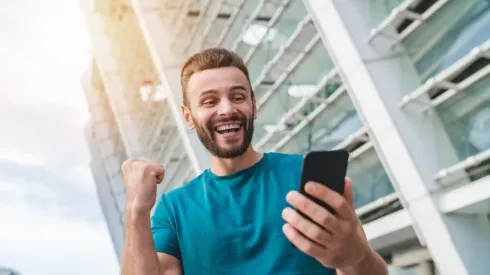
xmin=80 ymin=0 xmax=490 ymax=274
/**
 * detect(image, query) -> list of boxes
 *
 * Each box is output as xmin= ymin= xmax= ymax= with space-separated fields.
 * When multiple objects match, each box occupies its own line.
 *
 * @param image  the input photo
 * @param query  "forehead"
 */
xmin=186 ymin=66 xmax=250 ymax=97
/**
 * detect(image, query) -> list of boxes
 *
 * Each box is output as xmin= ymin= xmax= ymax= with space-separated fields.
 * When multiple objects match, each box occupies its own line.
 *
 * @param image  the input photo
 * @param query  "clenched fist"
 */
xmin=121 ymin=158 xmax=165 ymax=214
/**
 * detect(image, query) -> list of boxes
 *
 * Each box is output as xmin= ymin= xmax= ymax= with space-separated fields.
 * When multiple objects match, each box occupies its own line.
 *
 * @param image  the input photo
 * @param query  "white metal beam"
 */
xmin=363 ymin=209 xmax=415 ymax=252
xmin=303 ymin=0 xmax=490 ymax=274
xmin=131 ymin=0 xmax=211 ymax=176
xmin=439 ymin=175 xmax=490 ymax=214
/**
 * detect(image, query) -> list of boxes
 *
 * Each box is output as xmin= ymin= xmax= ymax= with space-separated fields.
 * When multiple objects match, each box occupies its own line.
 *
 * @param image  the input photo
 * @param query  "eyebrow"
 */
xmin=229 ymin=85 xmax=248 ymax=92
xmin=198 ymin=85 xmax=249 ymax=97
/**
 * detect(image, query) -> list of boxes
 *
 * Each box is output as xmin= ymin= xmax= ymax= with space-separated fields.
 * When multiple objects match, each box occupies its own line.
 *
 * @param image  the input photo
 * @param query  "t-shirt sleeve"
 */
xmin=151 ymin=194 xmax=181 ymax=259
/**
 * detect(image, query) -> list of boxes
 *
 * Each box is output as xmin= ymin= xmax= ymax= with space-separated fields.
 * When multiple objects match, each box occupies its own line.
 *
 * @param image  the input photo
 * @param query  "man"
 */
xmin=121 ymin=48 xmax=388 ymax=275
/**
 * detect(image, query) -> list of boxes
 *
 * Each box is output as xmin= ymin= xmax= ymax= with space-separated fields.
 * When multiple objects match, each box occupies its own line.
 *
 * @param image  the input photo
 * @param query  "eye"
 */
xmin=202 ymin=98 xmax=217 ymax=106
xmin=232 ymin=95 xmax=245 ymax=102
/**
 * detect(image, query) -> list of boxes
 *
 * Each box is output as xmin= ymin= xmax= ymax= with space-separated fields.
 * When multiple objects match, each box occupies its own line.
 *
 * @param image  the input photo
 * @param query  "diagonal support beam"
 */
xmin=131 ymin=0 xmax=210 ymax=176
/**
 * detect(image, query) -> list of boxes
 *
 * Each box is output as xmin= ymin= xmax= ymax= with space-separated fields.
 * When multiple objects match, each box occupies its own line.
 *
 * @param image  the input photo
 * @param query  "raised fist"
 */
xmin=121 ymin=158 xmax=165 ymax=214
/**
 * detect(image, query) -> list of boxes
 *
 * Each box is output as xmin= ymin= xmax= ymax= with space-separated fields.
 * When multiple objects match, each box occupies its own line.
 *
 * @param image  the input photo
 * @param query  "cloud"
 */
xmin=0 ymin=160 xmax=102 ymax=224
xmin=0 ymin=0 xmax=120 ymax=274
xmin=0 ymin=160 xmax=120 ymax=275
xmin=0 ymin=198 xmax=119 ymax=275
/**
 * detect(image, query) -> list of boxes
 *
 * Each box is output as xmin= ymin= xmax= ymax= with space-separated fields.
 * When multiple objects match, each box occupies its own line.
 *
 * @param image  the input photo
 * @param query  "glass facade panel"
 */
xmin=347 ymin=148 xmax=395 ymax=209
xmin=367 ymin=0 xmax=406 ymax=27
xmin=410 ymin=0 xmax=490 ymax=79
xmin=219 ymin=0 xmax=260 ymax=49
xmin=435 ymin=76 xmax=490 ymax=179
xmin=246 ymin=0 xmax=308 ymax=82
xmin=278 ymin=91 xmax=361 ymax=153
xmin=254 ymin=41 xmax=334 ymax=140
xmin=382 ymin=0 xmax=490 ymax=183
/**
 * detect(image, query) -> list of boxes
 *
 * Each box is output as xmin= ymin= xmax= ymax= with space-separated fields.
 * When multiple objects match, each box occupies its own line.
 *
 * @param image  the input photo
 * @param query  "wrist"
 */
xmin=125 ymin=205 xmax=152 ymax=224
xmin=339 ymin=247 xmax=376 ymax=275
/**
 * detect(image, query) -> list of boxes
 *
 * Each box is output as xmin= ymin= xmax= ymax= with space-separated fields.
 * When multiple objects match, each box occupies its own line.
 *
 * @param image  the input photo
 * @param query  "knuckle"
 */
xmin=139 ymin=162 xmax=150 ymax=171
xmin=320 ymin=213 xmax=332 ymax=226
xmin=332 ymin=200 xmax=343 ymax=211
xmin=309 ymin=227 xmax=323 ymax=242
xmin=298 ymin=198 xmax=309 ymax=212
xmin=303 ymin=242 xmax=314 ymax=254
xmin=121 ymin=158 xmax=134 ymax=170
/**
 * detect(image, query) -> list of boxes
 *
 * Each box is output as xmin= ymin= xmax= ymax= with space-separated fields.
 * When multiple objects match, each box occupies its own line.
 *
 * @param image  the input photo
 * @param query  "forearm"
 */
xmin=336 ymin=249 xmax=388 ymax=275
xmin=121 ymin=209 xmax=161 ymax=275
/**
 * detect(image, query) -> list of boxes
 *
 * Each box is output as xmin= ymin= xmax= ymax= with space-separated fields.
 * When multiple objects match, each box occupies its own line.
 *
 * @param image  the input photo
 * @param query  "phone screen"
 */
xmin=299 ymin=150 xmax=349 ymax=214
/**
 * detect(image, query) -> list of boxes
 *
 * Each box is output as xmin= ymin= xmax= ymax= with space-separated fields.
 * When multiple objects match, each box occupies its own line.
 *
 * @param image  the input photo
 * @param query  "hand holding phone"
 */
xmin=298 ymin=150 xmax=349 ymax=214
xmin=284 ymin=153 xmax=381 ymax=272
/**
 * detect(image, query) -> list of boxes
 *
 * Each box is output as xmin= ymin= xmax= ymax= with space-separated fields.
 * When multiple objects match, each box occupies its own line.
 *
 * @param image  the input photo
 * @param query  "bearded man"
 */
xmin=120 ymin=48 xmax=388 ymax=275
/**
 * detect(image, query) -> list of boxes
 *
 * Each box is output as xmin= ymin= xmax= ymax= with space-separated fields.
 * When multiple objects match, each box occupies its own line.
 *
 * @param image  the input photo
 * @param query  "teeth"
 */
xmin=216 ymin=124 xmax=240 ymax=131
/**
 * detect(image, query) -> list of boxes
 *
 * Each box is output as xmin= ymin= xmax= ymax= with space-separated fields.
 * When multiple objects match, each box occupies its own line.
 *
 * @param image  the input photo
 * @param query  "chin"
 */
xmin=215 ymin=145 xmax=248 ymax=159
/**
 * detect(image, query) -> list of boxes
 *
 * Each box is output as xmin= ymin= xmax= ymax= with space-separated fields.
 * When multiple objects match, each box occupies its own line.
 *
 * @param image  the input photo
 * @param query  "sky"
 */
xmin=0 ymin=0 xmax=119 ymax=274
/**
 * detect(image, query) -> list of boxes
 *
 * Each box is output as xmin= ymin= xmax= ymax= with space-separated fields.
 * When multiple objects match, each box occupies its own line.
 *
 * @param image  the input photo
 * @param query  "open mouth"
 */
xmin=214 ymin=123 xmax=242 ymax=134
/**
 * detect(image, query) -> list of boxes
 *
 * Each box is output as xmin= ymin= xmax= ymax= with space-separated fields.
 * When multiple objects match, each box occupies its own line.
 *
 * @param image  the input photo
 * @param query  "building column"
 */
xmin=82 ymin=67 xmax=127 ymax=263
xmin=82 ymin=0 xmax=147 ymax=159
xmin=303 ymin=0 xmax=489 ymax=274
xmin=90 ymin=158 xmax=125 ymax=263
xmin=130 ymin=0 xmax=211 ymax=174
xmin=100 ymin=73 xmax=147 ymax=158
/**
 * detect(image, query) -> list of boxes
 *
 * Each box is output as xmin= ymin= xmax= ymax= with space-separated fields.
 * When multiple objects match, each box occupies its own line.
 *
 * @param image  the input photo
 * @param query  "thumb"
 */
xmin=343 ymin=177 xmax=355 ymax=208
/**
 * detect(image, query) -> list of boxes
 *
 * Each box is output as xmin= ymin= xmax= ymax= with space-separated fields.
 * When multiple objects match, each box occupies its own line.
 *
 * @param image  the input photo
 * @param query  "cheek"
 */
xmin=192 ymin=112 xmax=213 ymax=129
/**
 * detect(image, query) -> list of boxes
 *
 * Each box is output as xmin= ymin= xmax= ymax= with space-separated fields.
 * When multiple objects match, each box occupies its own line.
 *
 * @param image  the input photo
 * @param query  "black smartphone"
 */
xmin=299 ymin=150 xmax=349 ymax=214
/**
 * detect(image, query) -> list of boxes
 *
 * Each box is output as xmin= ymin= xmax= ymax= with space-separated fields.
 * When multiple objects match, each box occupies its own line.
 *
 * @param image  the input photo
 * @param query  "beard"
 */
xmin=193 ymin=112 xmax=254 ymax=159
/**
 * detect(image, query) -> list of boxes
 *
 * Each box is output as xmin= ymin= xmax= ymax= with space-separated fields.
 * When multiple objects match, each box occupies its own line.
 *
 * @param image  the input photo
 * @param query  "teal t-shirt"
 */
xmin=151 ymin=152 xmax=335 ymax=274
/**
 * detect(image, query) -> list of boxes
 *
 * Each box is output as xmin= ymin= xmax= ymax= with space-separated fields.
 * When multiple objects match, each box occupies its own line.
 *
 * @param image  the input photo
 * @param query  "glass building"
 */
xmin=80 ymin=0 xmax=490 ymax=274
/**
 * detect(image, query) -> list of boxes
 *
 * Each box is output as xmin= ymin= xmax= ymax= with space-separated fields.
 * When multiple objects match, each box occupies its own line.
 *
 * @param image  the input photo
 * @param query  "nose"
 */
xmin=216 ymin=98 xmax=236 ymax=116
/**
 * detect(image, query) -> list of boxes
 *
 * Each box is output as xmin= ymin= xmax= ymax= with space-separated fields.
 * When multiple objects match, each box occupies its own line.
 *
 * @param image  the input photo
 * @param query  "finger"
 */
xmin=304 ymin=181 xmax=354 ymax=221
xmin=149 ymin=163 xmax=165 ymax=184
xmin=343 ymin=177 xmax=355 ymax=208
xmin=282 ymin=223 xmax=325 ymax=259
xmin=121 ymin=158 xmax=138 ymax=171
xmin=286 ymin=191 xmax=343 ymax=234
xmin=149 ymin=162 xmax=165 ymax=175
xmin=282 ymin=207 xmax=332 ymax=247
xmin=134 ymin=158 xmax=164 ymax=174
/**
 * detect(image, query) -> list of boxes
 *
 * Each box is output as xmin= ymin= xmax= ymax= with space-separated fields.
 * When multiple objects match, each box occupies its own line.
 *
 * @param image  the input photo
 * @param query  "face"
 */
xmin=181 ymin=67 xmax=257 ymax=159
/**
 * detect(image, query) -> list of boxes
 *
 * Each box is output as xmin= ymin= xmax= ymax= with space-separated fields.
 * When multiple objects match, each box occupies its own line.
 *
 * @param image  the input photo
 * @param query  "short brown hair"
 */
xmin=180 ymin=48 xmax=253 ymax=107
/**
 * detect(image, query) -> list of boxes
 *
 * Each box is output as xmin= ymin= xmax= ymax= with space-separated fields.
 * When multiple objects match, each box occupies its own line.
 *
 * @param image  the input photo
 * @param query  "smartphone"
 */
xmin=299 ymin=150 xmax=349 ymax=214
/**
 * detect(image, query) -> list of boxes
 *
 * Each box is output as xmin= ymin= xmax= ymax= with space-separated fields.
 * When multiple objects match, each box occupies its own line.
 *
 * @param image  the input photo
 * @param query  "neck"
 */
xmin=210 ymin=147 xmax=263 ymax=176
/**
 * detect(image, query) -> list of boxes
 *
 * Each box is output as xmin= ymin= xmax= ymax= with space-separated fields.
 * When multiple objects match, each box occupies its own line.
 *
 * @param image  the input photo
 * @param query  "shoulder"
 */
xmin=164 ymin=172 xmax=205 ymax=199
xmin=265 ymin=152 xmax=304 ymax=168
xmin=152 ymin=173 xmax=205 ymax=224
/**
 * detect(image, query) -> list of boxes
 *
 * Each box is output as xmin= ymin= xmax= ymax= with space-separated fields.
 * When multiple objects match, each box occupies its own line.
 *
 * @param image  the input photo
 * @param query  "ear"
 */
xmin=181 ymin=104 xmax=195 ymax=130
xmin=252 ymin=96 xmax=258 ymax=120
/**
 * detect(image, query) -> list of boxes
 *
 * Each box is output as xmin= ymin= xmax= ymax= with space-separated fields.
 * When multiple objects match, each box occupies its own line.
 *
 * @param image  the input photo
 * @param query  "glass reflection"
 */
xmin=347 ymin=148 xmax=395 ymax=209
xmin=278 ymin=92 xmax=361 ymax=154
xmin=414 ymin=0 xmax=490 ymax=79
xmin=254 ymin=42 xmax=334 ymax=141
xmin=436 ymin=77 xmax=490 ymax=162
xmin=219 ymin=0 xmax=260 ymax=49
xmin=246 ymin=0 xmax=308 ymax=82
